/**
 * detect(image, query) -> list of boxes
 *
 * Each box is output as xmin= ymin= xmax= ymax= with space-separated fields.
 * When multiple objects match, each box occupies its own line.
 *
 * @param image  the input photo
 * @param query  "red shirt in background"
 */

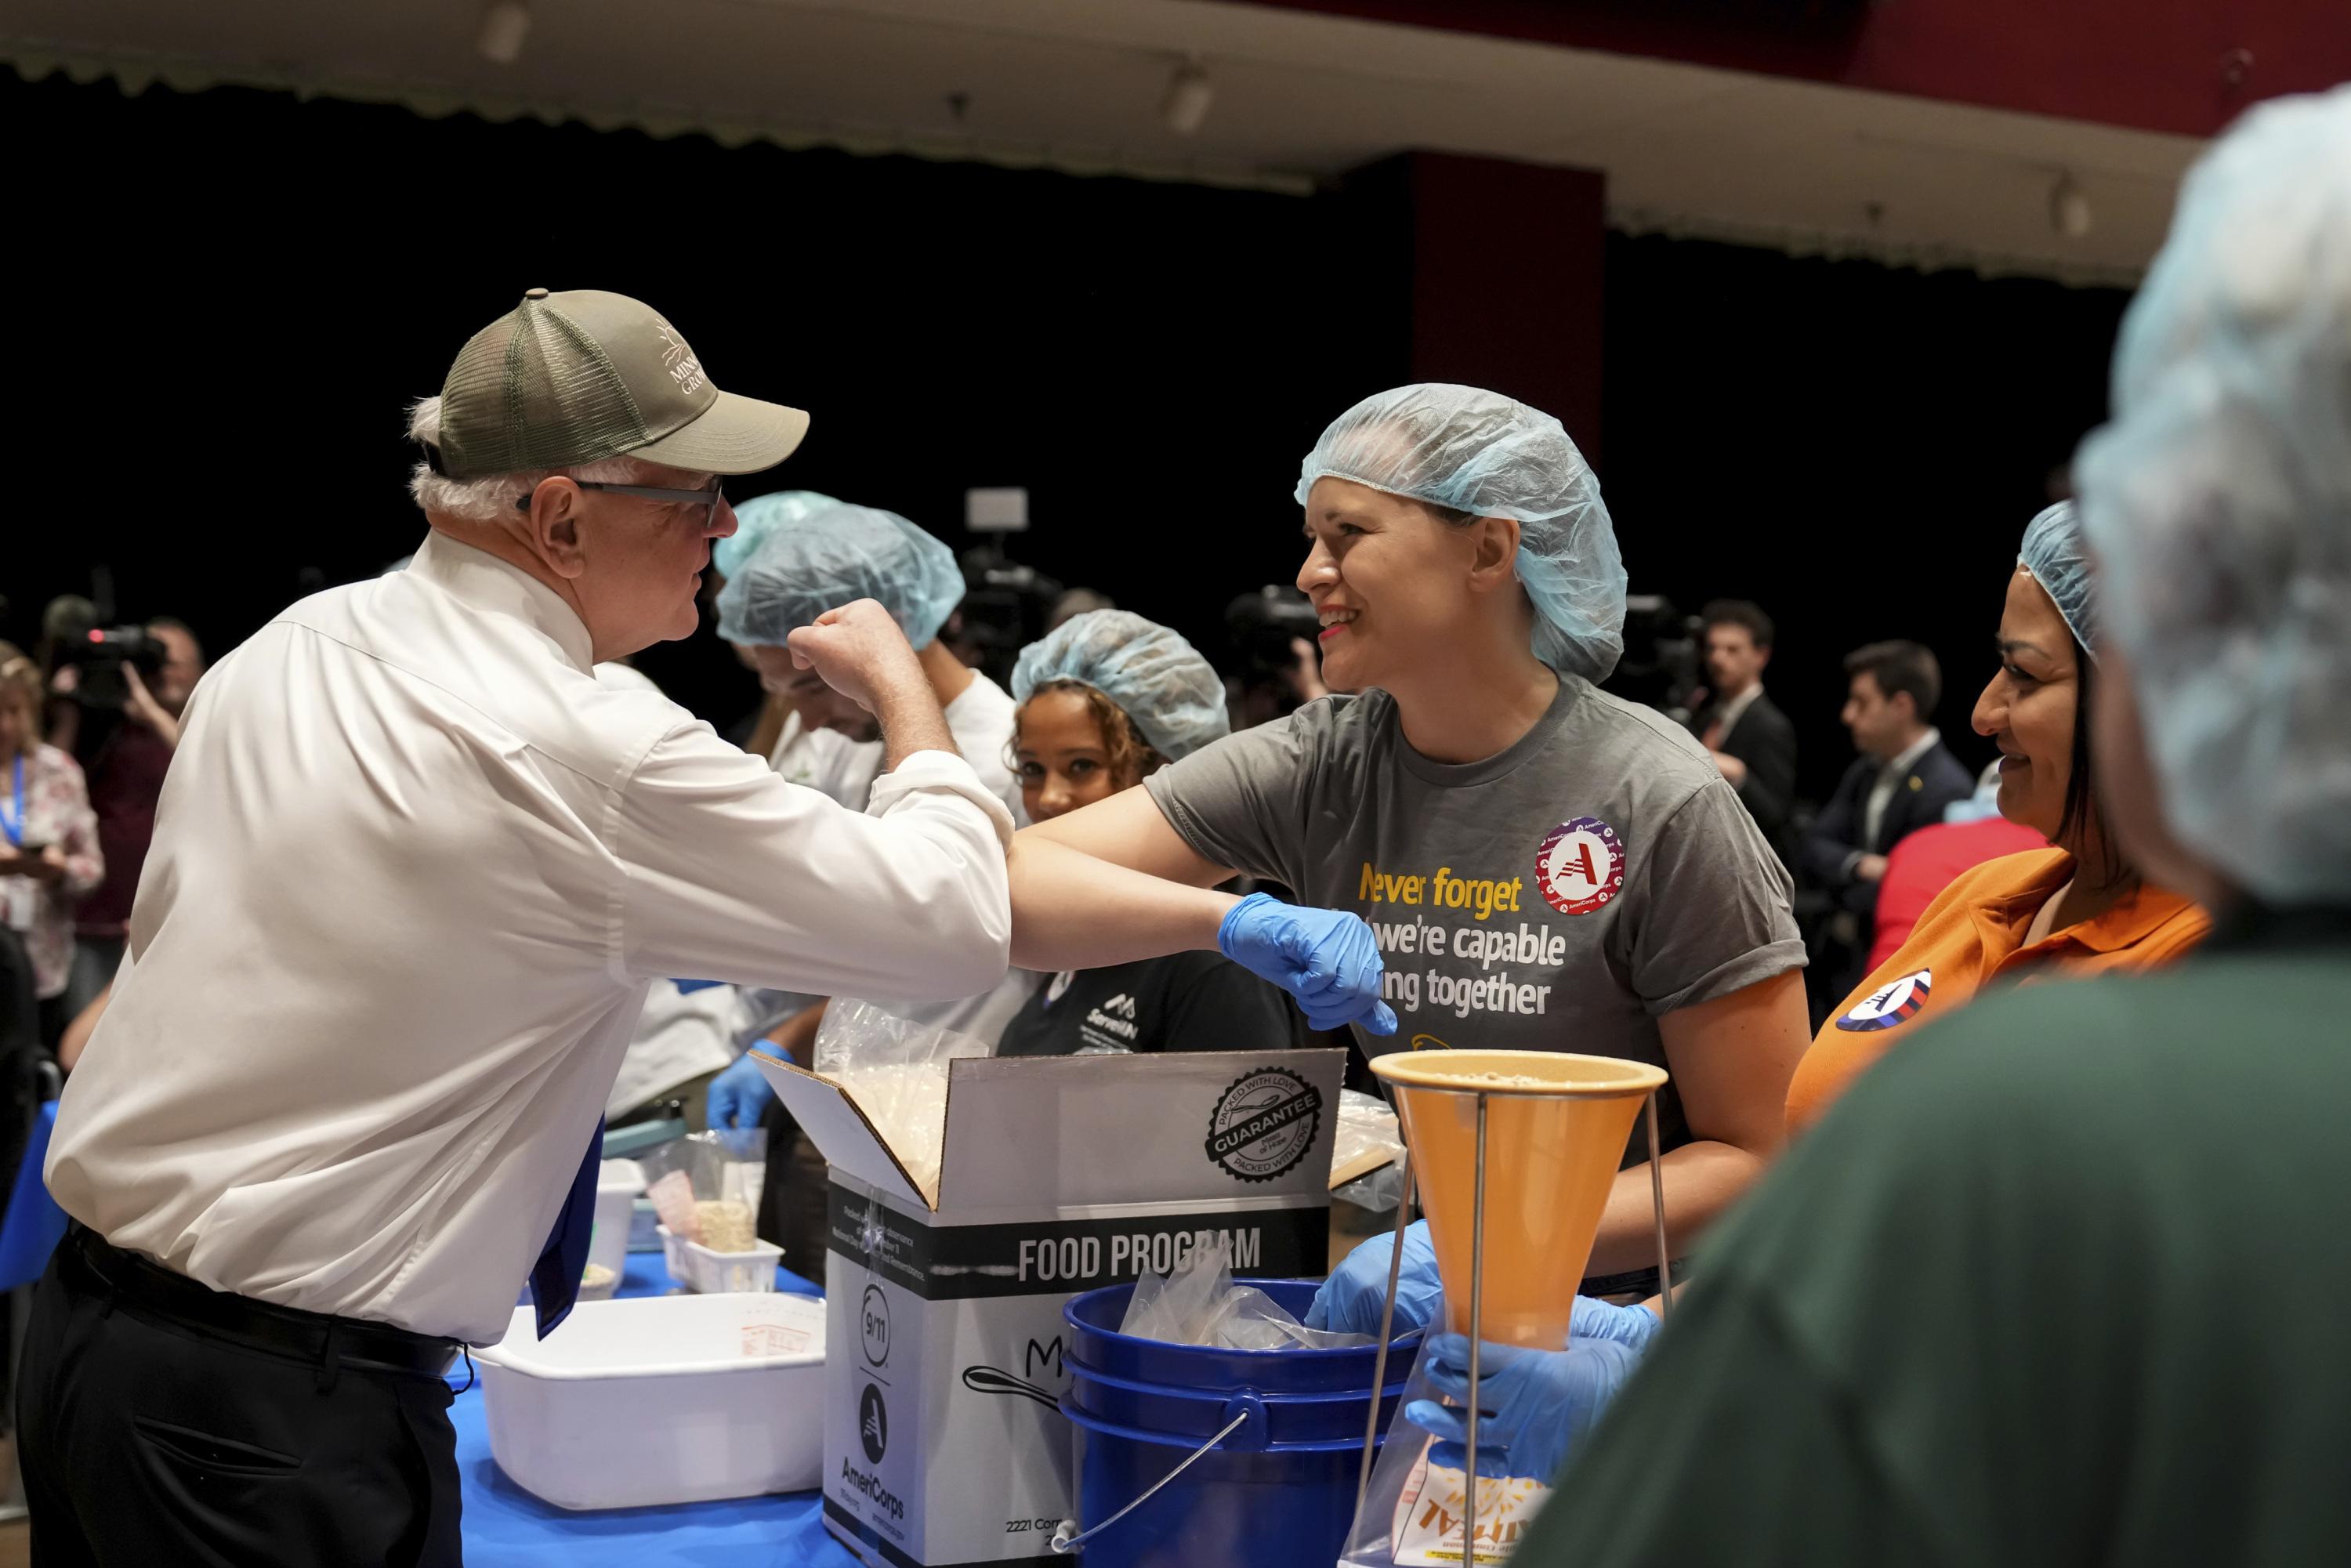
xmin=1866 ymin=815 xmax=2047 ymax=973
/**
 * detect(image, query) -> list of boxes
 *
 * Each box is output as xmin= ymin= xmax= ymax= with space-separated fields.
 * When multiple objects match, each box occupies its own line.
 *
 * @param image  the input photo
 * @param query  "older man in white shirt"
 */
xmin=18 ymin=288 xmax=1019 ymax=1564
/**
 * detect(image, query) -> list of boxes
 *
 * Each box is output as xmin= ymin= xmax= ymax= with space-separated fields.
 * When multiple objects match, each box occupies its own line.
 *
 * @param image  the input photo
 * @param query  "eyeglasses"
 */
xmin=514 ymin=476 xmax=726 ymax=528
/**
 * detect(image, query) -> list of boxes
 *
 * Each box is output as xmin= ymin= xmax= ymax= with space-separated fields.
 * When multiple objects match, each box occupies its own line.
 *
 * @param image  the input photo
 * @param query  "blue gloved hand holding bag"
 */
xmin=1310 ymin=1219 xmax=1662 ymax=1480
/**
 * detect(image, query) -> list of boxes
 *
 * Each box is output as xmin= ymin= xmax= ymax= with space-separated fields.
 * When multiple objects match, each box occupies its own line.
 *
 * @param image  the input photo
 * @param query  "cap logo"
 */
xmin=653 ymin=318 xmax=706 ymax=395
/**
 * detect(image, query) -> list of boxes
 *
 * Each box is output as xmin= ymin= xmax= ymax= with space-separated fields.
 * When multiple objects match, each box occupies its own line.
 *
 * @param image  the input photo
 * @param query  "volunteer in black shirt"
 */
xmin=995 ymin=612 xmax=1300 ymax=1058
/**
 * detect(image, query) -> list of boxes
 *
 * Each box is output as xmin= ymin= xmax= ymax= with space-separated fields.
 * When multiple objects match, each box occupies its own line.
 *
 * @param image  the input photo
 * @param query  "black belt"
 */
xmin=63 ymin=1226 xmax=462 ymax=1383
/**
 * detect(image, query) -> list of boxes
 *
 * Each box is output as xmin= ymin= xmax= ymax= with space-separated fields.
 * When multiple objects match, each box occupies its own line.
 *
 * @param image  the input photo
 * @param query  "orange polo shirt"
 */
xmin=1787 ymin=848 xmax=2211 ymax=1133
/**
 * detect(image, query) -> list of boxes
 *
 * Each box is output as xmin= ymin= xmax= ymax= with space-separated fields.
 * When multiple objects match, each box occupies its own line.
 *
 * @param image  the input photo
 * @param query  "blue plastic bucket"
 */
xmin=1059 ymin=1278 xmax=1420 ymax=1568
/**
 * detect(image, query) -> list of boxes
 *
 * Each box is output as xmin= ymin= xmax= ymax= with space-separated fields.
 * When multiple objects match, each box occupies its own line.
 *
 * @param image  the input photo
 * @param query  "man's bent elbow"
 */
xmin=899 ymin=884 xmax=1012 ymax=1001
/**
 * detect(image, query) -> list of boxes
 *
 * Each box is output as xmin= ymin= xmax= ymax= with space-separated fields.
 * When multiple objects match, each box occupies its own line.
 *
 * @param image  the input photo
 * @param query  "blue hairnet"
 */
xmin=2016 ymin=501 xmax=2097 ymax=658
xmin=1010 ymin=610 xmax=1230 ymax=762
xmin=714 ymin=490 xmax=836 ymax=582
xmin=1295 ymin=385 xmax=1625 ymax=682
xmin=2073 ymin=85 xmax=2351 ymax=904
xmin=715 ymin=499 xmax=964 ymax=650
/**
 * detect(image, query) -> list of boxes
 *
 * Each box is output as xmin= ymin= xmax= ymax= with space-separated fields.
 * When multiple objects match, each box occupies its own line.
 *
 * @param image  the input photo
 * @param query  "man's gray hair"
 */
xmin=405 ymin=397 xmax=663 ymax=523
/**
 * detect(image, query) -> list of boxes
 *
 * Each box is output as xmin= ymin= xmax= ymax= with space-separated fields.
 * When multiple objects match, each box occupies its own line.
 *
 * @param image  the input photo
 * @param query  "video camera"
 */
xmin=45 ymin=596 xmax=166 ymax=712
xmin=1602 ymin=595 xmax=1705 ymax=726
xmin=950 ymin=549 xmax=1063 ymax=690
xmin=1223 ymin=586 xmax=1320 ymax=690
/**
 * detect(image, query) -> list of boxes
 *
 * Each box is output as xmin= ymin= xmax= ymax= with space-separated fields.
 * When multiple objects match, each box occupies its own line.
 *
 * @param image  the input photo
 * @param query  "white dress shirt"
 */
xmin=47 ymin=533 xmax=1013 ymax=1343
xmin=588 ymin=661 xmax=744 ymax=1116
xmin=749 ymin=670 xmax=1039 ymax=1046
xmin=767 ymin=670 xmax=1024 ymax=824
xmin=1862 ymin=727 xmax=1943 ymax=853
xmin=602 ymin=980 xmax=747 ymax=1117
xmin=768 ymin=710 xmax=885 ymax=809
xmin=1701 ymin=681 xmax=1765 ymax=750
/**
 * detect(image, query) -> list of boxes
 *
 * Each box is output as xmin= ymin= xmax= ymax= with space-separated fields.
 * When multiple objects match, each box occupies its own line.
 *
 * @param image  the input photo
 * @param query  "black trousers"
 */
xmin=757 ymin=1106 xmax=831 ymax=1281
xmin=16 ymin=1232 xmax=465 ymax=1566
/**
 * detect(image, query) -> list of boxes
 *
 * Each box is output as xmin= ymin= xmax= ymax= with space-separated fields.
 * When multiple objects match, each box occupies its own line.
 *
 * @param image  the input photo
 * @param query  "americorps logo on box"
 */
xmin=755 ymin=1047 xmax=1346 ymax=1568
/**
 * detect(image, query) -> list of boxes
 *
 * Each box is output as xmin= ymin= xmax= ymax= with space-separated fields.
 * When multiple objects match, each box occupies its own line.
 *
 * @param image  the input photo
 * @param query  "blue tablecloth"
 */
xmin=453 ymin=1249 xmax=860 ymax=1566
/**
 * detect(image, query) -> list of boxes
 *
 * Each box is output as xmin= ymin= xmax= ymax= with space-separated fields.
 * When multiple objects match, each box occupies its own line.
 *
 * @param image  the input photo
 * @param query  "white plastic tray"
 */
xmin=590 ymin=1159 xmax=643 ymax=1284
xmin=475 ymin=1293 xmax=826 ymax=1510
xmin=657 ymin=1224 xmax=784 ymax=1294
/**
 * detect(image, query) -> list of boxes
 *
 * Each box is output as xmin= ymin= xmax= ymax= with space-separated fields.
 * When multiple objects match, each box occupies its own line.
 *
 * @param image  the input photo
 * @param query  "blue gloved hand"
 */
xmin=705 ymin=1052 xmax=777 ymax=1131
xmin=1567 ymin=1294 xmax=1665 ymax=1355
xmin=1406 ymin=1331 xmax=1646 ymax=1483
xmin=1218 ymin=893 xmax=1398 ymax=1035
xmin=1306 ymin=1219 xmax=1440 ymax=1334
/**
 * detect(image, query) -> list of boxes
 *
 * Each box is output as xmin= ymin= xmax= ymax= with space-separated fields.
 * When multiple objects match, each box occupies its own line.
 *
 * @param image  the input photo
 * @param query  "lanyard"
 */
xmin=0 ymin=753 xmax=22 ymax=848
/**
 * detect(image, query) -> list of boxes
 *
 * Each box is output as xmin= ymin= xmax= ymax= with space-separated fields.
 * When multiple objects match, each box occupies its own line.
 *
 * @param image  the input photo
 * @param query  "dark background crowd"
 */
xmin=8 ymin=65 xmax=2121 ymax=813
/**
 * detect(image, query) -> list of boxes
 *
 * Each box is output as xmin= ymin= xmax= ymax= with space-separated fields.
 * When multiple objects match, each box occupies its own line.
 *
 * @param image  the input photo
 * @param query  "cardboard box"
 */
xmin=755 ymin=1047 xmax=1348 ymax=1568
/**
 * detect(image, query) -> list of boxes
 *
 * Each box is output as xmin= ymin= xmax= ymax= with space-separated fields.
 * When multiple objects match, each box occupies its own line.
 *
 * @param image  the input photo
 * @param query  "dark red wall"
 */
xmin=1338 ymin=153 xmax=1609 ymax=465
xmin=1410 ymin=154 xmax=1608 ymax=466
xmin=1240 ymin=0 xmax=2349 ymax=137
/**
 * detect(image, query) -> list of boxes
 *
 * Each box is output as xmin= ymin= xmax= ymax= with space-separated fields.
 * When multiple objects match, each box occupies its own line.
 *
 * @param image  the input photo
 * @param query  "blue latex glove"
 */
xmin=705 ymin=1052 xmax=777 ymax=1131
xmin=1566 ymin=1294 xmax=1665 ymax=1354
xmin=1218 ymin=893 xmax=1398 ymax=1035
xmin=1306 ymin=1219 xmax=1440 ymax=1333
xmin=1407 ymin=1331 xmax=1646 ymax=1482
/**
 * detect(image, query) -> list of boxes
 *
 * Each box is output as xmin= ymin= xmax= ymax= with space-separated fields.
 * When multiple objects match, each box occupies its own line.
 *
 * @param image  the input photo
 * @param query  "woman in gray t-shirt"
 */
xmin=1007 ymin=384 xmax=1807 ymax=1287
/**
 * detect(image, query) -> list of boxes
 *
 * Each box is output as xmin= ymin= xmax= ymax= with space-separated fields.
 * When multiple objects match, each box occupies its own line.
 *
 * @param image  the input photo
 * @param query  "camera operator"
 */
xmin=42 ymin=611 xmax=206 ymax=1016
xmin=1223 ymin=585 xmax=1330 ymax=729
xmin=942 ymin=549 xmax=1063 ymax=690
xmin=1599 ymin=594 xmax=1705 ymax=726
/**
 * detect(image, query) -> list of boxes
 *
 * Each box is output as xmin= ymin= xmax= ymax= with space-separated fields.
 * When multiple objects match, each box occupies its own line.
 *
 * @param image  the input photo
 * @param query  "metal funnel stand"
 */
xmin=1358 ymin=1051 xmax=1673 ymax=1565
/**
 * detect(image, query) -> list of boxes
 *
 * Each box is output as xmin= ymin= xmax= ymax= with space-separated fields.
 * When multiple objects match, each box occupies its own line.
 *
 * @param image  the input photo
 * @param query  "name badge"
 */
xmin=2 ymin=879 xmax=35 ymax=935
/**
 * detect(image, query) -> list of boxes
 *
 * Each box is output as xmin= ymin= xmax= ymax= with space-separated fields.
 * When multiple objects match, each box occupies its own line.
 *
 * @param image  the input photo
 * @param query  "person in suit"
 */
xmin=1692 ymin=600 xmax=1797 ymax=865
xmin=1800 ymin=640 xmax=1974 ymax=1004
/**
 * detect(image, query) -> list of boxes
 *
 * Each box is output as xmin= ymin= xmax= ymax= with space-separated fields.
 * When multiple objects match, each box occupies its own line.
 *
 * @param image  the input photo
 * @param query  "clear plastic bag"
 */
xmin=634 ymin=1130 xmax=766 ymax=1244
xmin=1119 ymin=1235 xmax=1376 ymax=1351
xmin=1340 ymin=1337 xmax=1552 ymax=1566
xmin=813 ymin=998 xmax=993 ymax=1204
xmin=1331 ymin=1088 xmax=1406 ymax=1208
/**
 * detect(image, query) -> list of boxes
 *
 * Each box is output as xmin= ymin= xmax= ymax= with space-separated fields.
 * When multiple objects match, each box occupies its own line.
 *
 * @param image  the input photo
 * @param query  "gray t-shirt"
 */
xmin=1144 ymin=675 xmax=1803 ymax=1160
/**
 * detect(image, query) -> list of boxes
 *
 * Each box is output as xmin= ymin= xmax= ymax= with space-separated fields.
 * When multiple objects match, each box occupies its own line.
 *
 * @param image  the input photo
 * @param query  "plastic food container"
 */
xmin=591 ymin=1160 xmax=643 ymax=1284
xmin=475 ymin=1293 xmax=826 ymax=1509
xmin=658 ymin=1224 xmax=784 ymax=1294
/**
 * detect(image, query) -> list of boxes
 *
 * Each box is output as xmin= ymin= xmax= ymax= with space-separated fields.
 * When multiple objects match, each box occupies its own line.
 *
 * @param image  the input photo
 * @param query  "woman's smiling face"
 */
xmin=1296 ymin=476 xmax=1492 ymax=693
xmin=1973 ymin=566 xmax=2083 ymax=841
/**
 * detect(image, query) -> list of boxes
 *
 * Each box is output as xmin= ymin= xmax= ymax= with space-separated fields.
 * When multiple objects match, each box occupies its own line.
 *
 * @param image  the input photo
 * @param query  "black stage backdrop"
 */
xmin=1603 ymin=233 xmax=2129 ymax=796
xmin=8 ymin=71 xmax=2131 ymax=802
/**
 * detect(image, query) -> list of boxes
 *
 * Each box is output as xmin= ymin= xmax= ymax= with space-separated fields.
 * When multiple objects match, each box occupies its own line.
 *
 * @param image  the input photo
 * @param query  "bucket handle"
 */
xmin=1048 ymin=1407 xmax=1249 ymax=1555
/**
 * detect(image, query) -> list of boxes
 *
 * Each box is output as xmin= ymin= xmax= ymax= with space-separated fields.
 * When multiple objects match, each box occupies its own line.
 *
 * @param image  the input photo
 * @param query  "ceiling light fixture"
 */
xmin=1162 ymin=59 xmax=1214 ymax=137
xmin=2049 ymin=172 xmax=2092 ymax=240
xmin=478 ymin=1 xmax=531 ymax=65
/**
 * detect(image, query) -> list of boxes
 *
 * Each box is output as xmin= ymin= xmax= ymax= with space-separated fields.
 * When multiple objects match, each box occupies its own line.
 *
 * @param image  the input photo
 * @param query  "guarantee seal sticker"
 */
xmin=1204 ymin=1066 xmax=1324 ymax=1183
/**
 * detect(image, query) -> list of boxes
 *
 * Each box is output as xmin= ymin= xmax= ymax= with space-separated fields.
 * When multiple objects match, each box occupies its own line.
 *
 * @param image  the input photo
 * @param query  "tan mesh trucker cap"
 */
xmin=429 ymin=288 xmax=809 ymax=480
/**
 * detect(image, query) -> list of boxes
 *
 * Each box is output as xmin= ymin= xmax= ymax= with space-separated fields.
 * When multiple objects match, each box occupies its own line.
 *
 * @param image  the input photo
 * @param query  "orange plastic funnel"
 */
xmin=1371 ymin=1051 xmax=1667 ymax=1348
